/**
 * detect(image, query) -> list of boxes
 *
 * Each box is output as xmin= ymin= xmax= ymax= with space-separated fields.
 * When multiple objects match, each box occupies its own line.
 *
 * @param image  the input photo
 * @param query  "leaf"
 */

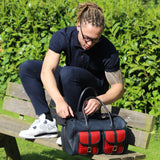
xmin=156 ymin=77 xmax=160 ymax=83
xmin=111 ymin=22 xmax=121 ymax=37
xmin=2 ymin=54 xmax=10 ymax=65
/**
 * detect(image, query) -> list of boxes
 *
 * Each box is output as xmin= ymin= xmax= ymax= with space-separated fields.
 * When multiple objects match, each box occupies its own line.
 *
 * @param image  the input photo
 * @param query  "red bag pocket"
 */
xmin=78 ymin=131 xmax=100 ymax=155
xmin=103 ymin=130 xmax=126 ymax=154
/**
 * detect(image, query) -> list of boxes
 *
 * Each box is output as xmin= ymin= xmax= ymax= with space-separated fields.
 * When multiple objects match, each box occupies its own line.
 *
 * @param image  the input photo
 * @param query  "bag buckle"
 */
xmin=113 ymin=145 xmax=117 ymax=152
xmin=87 ymin=146 xmax=92 ymax=153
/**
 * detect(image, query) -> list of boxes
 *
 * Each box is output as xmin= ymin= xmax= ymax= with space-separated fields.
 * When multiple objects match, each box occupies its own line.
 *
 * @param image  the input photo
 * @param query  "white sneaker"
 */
xmin=19 ymin=114 xmax=58 ymax=139
xmin=56 ymin=137 xmax=62 ymax=146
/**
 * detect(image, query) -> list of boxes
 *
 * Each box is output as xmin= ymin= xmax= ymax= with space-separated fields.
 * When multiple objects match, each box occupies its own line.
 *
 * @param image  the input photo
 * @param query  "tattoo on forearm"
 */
xmin=105 ymin=70 xmax=123 ymax=84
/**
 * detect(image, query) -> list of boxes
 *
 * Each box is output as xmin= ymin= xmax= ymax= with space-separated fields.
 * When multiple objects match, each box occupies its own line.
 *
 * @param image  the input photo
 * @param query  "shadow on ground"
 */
xmin=21 ymin=149 xmax=91 ymax=160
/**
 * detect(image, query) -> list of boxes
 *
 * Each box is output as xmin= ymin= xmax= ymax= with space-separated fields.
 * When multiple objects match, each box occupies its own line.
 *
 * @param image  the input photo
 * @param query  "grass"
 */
xmin=0 ymin=138 xmax=90 ymax=160
xmin=0 ymin=97 xmax=160 ymax=160
xmin=128 ymin=134 xmax=160 ymax=160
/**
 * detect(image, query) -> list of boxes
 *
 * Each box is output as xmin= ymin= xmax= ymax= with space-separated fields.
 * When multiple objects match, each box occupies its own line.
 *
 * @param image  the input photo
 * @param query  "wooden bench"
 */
xmin=0 ymin=82 xmax=155 ymax=160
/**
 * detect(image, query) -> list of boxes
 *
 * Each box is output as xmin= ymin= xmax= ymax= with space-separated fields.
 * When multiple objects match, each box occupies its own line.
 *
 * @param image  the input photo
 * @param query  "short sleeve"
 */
xmin=101 ymin=38 xmax=120 ymax=72
xmin=103 ymin=52 xmax=120 ymax=72
xmin=49 ymin=28 xmax=67 ymax=53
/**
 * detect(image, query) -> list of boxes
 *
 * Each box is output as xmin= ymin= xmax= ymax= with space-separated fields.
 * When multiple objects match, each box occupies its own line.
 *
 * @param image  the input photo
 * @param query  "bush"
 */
xmin=0 ymin=0 xmax=77 ymax=96
xmin=101 ymin=0 xmax=160 ymax=130
xmin=0 ymin=0 xmax=159 ymax=130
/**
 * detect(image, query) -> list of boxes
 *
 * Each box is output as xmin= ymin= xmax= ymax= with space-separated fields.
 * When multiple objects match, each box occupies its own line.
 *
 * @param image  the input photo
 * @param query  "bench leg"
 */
xmin=0 ymin=133 xmax=21 ymax=160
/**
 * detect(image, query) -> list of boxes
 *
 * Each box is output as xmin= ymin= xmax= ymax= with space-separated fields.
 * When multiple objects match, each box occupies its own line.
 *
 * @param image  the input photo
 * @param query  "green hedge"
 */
xmin=0 ymin=0 xmax=160 ymax=130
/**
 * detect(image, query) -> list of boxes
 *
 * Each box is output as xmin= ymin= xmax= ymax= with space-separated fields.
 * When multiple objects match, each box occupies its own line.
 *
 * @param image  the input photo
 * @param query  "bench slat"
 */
xmin=6 ymin=82 xmax=30 ymax=100
xmin=0 ymin=114 xmax=146 ymax=160
xmin=92 ymin=152 xmax=146 ymax=160
xmin=128 ymin=128 xmax=151 ymax=149
xmin=6 ymin=82 xmax=51 ymax=104
xmin=3 ymin=96 xmax=37 ymax=118
xmin=102 ymin=106 xmax=155 ymax=132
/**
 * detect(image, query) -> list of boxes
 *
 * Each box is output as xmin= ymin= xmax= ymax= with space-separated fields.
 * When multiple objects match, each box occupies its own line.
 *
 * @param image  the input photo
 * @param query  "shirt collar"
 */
xmin=74 ymin=30 xmax=82 ymax=48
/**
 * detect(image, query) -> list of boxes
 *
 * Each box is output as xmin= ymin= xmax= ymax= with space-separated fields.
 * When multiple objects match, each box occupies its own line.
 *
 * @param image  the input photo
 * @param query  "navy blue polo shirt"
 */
xmin=49 ymin=26 xmax=119 ymax=79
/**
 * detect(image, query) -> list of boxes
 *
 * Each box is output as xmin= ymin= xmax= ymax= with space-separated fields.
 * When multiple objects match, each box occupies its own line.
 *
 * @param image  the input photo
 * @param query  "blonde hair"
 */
xmin=77 ymin=1 xmax=105 ymax=29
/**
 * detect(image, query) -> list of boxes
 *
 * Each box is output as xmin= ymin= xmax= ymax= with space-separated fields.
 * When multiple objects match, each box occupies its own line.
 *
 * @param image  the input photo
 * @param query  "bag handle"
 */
xmin=82 ymin=96 xmax=114 ymax=129
xmin=77 ymin=87 xmax=97 ymax=112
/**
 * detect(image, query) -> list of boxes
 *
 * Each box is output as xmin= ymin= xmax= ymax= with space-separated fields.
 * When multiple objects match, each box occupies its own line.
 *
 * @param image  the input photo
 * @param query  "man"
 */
xmin=19 ymin=2 xmax=124 ymax=143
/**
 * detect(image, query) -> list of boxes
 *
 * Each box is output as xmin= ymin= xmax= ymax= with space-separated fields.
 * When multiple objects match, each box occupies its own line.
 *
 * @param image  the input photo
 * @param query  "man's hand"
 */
xmin=84 ymin=98 xmax=101 ymax=116
xmin=56 ymin=101 xmax=74 ymax=118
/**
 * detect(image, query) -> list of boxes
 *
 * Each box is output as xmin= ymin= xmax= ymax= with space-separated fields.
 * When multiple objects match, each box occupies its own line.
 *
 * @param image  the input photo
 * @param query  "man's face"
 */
xmin=77 ymin=23 xmax=103 ymax=50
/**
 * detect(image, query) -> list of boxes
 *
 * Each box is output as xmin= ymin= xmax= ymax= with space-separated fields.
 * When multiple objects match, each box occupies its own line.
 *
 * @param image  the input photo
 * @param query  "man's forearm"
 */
xmin=98 ymin=70 xmax=124 ymax=105
xmin=41 ymin=68 xmax=65 ymax=105
xmin=97 ymin=83 xmax=124 ymax=105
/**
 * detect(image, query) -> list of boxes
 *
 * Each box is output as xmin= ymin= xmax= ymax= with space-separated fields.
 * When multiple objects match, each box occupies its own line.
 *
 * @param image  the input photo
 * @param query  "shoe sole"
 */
xmin=19 ymin=133 xmax=58 ymax=139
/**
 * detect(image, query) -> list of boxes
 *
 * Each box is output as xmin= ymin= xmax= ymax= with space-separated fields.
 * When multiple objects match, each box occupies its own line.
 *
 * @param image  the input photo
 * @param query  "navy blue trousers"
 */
xmin=19 ymin=60 xmax=108 ymax=116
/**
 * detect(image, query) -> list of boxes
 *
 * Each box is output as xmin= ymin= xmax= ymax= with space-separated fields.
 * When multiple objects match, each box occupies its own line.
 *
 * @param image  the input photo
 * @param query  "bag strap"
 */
xmin=77 ymin=87 xmax=97 ymax=112
xmin=82 ymin=96 xmax=114 ymax=129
